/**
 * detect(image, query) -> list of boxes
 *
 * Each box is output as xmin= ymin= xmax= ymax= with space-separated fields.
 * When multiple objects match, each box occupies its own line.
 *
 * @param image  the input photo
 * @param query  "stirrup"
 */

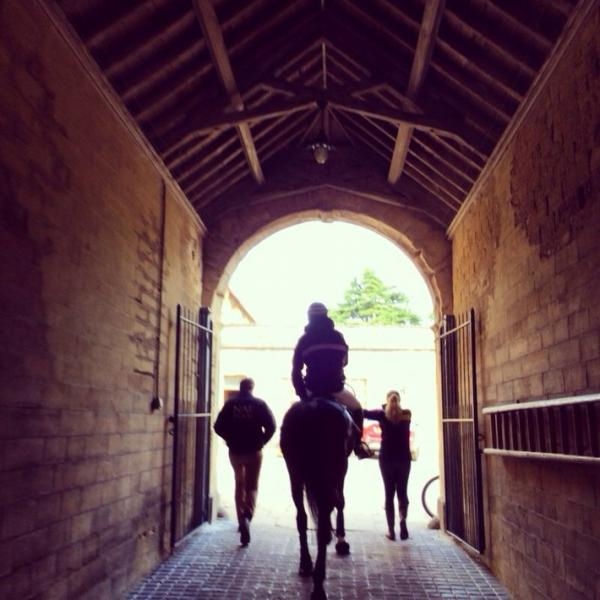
xmin=355 ymin=441 xmax=374 ymax=460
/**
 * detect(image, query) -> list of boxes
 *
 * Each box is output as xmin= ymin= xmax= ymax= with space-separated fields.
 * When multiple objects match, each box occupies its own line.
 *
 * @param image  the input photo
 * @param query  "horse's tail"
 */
xmin=305 ymin=486 xmax=320 ymax=529
xmin=303 ymin=437 xmax=346 ymax=544
xmin=304 ymin=473 xmax=335 ymax=545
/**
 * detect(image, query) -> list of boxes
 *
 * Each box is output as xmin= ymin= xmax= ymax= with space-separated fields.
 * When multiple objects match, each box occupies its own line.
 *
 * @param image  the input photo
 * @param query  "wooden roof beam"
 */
xmin=181 ymin=110 xmax=312 ymax=188
xmin=326 ymin=90 xmax=467 ymax=144
xmin=184 ymin=98 xmax=317 ymax=135
xmin=193 ymin=113 xmax=317 ymax=208
xmin=161 ymin=86 xmax=470 ymax=156
xmin=403 ymin=165 xmax=462 ymax=212
xmin=193 ymin=0 xmax=264 ymax=184
xmin=334 ymin=113 xmax=393 ymax=161
xmin=388 ymin=0 xmax=445 ymax=184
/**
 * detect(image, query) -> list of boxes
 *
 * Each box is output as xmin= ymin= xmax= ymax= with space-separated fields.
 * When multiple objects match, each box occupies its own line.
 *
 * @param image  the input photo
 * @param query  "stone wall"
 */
xmin=0 ymin=2 xmax=203 ymax=598
xmin=202 ymin=195 xmax=452 ymax=325
xmin=451 ymin=5 xmax=600 ymax=598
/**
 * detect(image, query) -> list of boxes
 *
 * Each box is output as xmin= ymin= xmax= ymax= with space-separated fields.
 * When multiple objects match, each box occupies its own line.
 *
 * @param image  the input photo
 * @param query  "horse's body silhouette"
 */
xmin=280 ymin=398 xmax=354 ymax=600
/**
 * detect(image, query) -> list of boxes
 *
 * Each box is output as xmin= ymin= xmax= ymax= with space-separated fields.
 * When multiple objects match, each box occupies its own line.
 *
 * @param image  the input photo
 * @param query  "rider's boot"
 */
xmin=350 ymin=408 xmax=372 ymax=459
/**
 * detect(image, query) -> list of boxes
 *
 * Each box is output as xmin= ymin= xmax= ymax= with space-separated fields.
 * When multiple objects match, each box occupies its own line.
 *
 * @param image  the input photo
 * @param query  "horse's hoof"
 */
xmin=335 ymin=540 xmax=350 ymax=556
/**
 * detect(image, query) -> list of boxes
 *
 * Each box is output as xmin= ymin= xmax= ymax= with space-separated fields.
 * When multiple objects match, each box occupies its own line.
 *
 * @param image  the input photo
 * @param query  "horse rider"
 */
xmin=292 ymin=301 xmax=372 ymax=459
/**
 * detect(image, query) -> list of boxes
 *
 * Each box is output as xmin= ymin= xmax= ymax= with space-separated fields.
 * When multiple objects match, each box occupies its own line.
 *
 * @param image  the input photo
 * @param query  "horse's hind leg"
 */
xmin=291 ymin=480 xmax=313 ymax=576
xmin=312 ymin=506 xmax=331 ymax=600
xmin=334 ymin=502 xmax=350 ymax=556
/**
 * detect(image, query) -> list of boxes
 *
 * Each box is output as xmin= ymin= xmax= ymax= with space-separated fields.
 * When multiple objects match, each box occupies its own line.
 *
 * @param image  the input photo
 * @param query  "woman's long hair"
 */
xmin=384 ymin=389 xmax=404 ymax=424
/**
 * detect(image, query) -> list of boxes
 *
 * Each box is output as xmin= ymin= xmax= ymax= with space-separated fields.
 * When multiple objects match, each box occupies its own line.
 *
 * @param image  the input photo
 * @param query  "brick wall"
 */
xmin=0 ymin=2 xmax=203 ymax=598
xmin=451 ymin=5 xmax=600 ymax=598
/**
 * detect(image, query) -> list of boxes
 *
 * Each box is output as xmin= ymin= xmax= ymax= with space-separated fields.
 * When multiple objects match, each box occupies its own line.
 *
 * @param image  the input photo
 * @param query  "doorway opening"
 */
xmin=213 ymin=221 xmax=440 ymax=527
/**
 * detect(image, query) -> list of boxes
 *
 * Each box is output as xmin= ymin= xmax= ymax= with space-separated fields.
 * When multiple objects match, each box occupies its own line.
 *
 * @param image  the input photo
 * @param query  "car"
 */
xmin=362 ymin=422 xmax=382 ymax=456
xmin=362 ymin=423 xmax=418 ymax=459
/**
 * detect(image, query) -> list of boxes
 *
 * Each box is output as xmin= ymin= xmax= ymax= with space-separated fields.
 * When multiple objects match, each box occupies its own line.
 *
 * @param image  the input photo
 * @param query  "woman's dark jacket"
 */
xmin=363 ymin=408 xmax=412 ymax=461
xmin=213 ymin=392 xmax=276 ymax=454
xmin=291 ymin=315 xmax=348 ymax=398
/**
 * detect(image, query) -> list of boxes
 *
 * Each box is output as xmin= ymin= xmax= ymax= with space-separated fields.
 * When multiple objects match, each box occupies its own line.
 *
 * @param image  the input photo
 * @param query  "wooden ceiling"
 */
xmin=51 ymin=0 xmax=582 ymax=229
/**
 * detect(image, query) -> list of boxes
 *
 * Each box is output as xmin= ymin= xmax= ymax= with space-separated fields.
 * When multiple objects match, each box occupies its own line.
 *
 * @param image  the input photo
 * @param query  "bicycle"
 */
xmin=421 ymin=475 xmax=440 ymax=518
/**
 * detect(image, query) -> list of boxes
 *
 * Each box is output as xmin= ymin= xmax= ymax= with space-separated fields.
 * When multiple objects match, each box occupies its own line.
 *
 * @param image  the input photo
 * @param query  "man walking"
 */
xmin=214 ymin=378 xmax=276 ymax=546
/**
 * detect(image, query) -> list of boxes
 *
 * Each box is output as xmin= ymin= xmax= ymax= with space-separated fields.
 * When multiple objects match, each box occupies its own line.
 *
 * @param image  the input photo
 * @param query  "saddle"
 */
xmin=301 ymin=397 xmax=372 ymax=458
xmin=305 ymin=396 xmax=353 ymax=428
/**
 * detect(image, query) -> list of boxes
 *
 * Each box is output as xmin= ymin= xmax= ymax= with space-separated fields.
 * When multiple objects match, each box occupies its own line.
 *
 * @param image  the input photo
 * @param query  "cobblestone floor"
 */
xmin=126 ymin=516 xmax=510 ymax=599
xmin=126 ymin=454 xmax=511 ymax=599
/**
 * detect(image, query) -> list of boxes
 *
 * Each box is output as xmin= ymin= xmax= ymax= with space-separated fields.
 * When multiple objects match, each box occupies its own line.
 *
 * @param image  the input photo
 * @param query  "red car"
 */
xmin=362 ymin=423 xmax=417 ymax=458
xmin=362 ymin=422 xmax=382 ymax=455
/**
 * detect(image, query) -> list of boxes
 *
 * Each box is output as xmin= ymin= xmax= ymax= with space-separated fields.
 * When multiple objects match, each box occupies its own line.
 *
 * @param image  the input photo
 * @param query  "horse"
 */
xmin=280 ymin=397 xmax=354 ymax=600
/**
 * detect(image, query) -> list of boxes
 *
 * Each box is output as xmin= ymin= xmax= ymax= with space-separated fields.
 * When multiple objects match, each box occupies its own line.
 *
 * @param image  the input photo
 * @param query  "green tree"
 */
xmin=329 ymin=268 xmax=421 ymax=325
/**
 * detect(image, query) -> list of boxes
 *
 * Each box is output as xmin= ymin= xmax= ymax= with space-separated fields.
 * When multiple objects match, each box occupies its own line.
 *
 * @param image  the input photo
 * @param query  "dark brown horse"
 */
xmin=280 ymin=398 xmax=354 ymax=600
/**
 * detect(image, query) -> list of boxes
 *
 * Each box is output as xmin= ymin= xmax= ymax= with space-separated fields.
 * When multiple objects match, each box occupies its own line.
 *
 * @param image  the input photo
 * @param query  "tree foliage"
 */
xmin=329 ymin=268 xmax=421 ymax=326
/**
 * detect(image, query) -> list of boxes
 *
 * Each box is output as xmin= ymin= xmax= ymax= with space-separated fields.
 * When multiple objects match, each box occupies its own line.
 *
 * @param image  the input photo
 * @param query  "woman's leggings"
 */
xmin=379 ymin=458 xmax=411 ymax=518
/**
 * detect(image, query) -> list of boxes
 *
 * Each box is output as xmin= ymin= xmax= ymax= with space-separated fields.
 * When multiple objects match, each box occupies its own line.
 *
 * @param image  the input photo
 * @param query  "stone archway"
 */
xmin=201 ymin=186 xmax=452 ymax=325
xmin=206 ymin=187 xmax=449 ymax=529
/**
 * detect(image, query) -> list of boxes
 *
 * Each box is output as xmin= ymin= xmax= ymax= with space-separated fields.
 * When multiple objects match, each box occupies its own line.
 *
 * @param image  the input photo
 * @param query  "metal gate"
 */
xmin=439 ymin=309 xmax=485 ymax=553
xmin=170 ymin=305 xmax=213 ymax=549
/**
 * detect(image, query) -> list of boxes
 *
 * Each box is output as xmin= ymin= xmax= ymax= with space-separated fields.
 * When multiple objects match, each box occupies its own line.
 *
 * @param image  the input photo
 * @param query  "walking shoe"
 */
xmin=400 ymin=520 xmax=408 ymax=540
xmin=354 ymin=441 xmax=374 ymax=460
xmin=239 ymin=518 xmax=250 ymax=546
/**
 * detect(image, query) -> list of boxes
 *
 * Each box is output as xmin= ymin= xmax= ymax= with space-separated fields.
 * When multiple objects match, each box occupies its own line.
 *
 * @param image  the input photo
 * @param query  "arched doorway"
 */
xmin=210 ymin=220 xmax=441 ymax=527
xmin=200 ymin=187 xmax=453 ymax=321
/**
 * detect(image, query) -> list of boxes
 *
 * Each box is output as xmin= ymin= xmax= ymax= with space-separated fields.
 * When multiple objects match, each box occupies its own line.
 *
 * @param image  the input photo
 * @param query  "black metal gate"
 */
xmin=439 ymin=309 xmax=485 ymax=553
xmin=170 ymin=305 xmax=213 ymax=549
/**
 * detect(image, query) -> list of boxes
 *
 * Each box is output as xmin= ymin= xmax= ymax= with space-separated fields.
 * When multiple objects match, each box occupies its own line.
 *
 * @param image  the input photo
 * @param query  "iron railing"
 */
xmin=170 ymin=305 xmax=213 ymax=549
xmin=439 ymin=309 xmax=485 ymax=553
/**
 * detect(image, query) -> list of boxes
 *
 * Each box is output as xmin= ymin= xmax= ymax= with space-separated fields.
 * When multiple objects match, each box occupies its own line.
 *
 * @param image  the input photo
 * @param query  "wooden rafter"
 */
xmin=260 ymin=77 xmax=317 ymax=97
xmin=52 ymin=0 xmax=582 ymax=229
xmin=168 ymin=125 xmax=227 ymax=165
xmin=411 ymin=135 xmax=477 ymax=185
xmin=388 ymin=0 xmax=445 ymax=184
xmin=162 ymin=97 xmax=317 ymax=152
xmin=403 ymin=164 xmax=461 ymax=211
xmin=105 ymin=11 xmax=195 ymax=80
xmin=161 ymin=90 xmax=466 ymax=154
xmin=193 ymin=0 xmax=264 ymax=184
xmin=182 ymin=110 xmax=312 ymax=189
xmin=196 ymin=99 xmax=318 ymax=132
xmin=334 ymin=112 xmax=391 ymax=161
xmin=326 ymin=90 xmax=467 ymax=143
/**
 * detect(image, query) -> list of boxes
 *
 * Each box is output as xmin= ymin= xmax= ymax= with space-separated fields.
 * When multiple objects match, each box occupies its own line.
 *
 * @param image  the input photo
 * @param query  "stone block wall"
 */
xmin=451 ymin=5 xmax=600 ymax=598
xmin=0 ymin=2 xmax=203 ymax=598
xmin=202 ymin=192 xmax=453 ymax=323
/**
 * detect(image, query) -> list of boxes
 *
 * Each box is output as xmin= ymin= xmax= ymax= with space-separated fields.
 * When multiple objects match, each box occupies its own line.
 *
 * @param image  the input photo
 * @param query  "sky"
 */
xmin=228 ymin=221 xmax=434 ymax=328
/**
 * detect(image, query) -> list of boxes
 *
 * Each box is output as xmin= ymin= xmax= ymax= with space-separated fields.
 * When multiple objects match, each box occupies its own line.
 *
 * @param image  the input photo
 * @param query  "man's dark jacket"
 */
xmin=213 ymin=392 xmax=276 ymax=454
xmin=291 ymin=315 xmax=348 ymax=398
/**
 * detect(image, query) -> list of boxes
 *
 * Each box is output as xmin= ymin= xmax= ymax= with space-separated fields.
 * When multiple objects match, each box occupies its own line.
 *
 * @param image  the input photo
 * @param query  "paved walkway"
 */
xmin=126 ymin=452 xmax=511 ymax=599
xmin=126 ymin=518 xmax=510 ymax=599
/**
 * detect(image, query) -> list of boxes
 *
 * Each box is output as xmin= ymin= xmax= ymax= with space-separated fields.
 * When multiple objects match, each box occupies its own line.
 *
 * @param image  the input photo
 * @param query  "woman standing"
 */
xmin=364 ymin=390 xmax=412 ymax=540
